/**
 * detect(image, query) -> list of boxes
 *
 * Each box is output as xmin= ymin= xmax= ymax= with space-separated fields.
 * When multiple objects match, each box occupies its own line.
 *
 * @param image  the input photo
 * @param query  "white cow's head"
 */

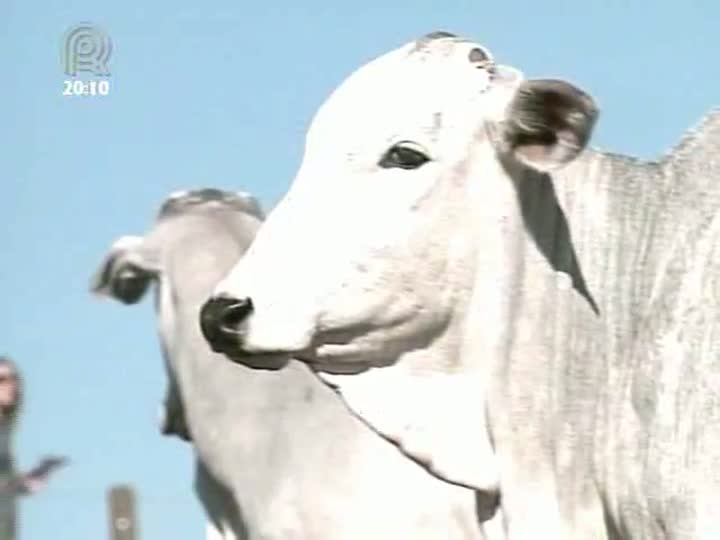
xmin=200 ymin=32 xmax=597 ymax=490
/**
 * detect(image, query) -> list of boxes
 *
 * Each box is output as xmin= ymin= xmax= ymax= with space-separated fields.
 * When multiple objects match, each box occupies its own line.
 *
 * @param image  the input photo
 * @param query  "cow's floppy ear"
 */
xmin=90 ymin=235 xmax=159 ymax=305
xmin=502 ymin=79 xmax=598 ymax=171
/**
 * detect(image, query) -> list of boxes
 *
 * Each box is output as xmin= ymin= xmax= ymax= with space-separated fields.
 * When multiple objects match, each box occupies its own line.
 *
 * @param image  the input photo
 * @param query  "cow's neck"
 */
xmin=546 ymin=132 xmax=720 ymax=518
xmin=547 ymin=150 xmax=666 ymax=345
xmin=327 ymin=149 xmax=670 ymax=496
xmin=482 ymin=138 xmax=720 ymax=531
xmin=493 ymin=147 xmax=685 ymax=375
xmin=318 ymin=151 xmax=529 ymax=494
xmin=546 ymin=115 xmax=720 ymax=363
xmin=323 ymin=116 xmax=720 ymax=526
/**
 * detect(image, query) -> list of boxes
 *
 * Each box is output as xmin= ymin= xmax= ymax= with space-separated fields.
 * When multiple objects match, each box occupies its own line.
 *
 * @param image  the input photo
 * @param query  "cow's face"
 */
xmin=91 ymin=189 xmax=263 ymax=438
xmin=202 ymin=33 xmax=597 ymax=374
xmin=91 ymin=189 xmax=263 ymax=308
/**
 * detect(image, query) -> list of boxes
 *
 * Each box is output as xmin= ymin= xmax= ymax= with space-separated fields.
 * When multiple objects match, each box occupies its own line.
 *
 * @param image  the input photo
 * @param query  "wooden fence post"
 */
xmin=107 ymin=484 xmax=138 ymax=540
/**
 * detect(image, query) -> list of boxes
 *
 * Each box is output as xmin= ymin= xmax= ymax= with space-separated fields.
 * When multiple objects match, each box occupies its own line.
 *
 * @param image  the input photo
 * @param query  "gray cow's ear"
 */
xmin=502 ymin=79 xmax=598 ymax=171
xmin=90 ymin=235 xmax=158 ymax=305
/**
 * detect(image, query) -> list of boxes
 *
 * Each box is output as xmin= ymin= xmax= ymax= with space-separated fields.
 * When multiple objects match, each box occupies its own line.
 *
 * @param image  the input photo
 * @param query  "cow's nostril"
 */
xmin=199 ymin=295 xmax=254 ymax=353
xmin=220 ymin=297 xmax=254 ymax=329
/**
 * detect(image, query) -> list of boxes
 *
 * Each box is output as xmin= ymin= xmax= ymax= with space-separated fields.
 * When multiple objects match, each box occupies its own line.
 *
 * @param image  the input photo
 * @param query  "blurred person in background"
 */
xmin=0 ymin=356 xmax=67 ymax=540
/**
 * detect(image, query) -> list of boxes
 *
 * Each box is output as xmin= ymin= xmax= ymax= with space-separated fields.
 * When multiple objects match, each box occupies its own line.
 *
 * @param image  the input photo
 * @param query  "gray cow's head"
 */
xmin=200 ymin=33 xmax=597 ymax=489
xmin=91 ymin=188 xmax=263 ymax=441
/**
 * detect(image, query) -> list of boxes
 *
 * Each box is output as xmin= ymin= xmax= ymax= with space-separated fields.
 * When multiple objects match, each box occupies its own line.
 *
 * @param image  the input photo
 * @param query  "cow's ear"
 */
xmin=502 ymin=79 xmax=598 ymax=171
xmin=90 ymin=235 xmax=158 ymax=305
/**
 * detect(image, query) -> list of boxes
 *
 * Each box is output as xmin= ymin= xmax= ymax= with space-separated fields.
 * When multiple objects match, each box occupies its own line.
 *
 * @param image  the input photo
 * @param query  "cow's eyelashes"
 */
xmin=379 ymin=142 xmax=430 ymax=170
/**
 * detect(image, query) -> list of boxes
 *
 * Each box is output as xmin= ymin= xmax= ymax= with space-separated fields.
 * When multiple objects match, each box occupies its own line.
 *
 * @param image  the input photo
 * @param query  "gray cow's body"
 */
xmin=491 ymin=113 xmax=720 ymax=538
xmin=92 ymin=189 xmax=489 ymax=540
xmin=201 ymin=31 xmax=720 ymax=539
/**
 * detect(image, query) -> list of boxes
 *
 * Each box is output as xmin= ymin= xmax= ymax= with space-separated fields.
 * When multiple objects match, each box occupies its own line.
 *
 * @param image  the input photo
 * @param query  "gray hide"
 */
xmin=487 ymin=110 xmax=720 ymax=539
xmin=90 ymin=189 xmax=490 ymax=540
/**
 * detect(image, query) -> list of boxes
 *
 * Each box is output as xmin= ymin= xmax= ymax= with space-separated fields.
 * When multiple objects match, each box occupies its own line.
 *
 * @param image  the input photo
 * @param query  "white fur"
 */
xmin=213 ymin=36 xmax=524 ymax=493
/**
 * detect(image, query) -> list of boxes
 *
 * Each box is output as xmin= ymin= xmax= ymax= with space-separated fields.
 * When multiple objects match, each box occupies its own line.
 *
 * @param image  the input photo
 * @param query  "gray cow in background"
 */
xmin=90 ymin=189 xmax=494 ymax=540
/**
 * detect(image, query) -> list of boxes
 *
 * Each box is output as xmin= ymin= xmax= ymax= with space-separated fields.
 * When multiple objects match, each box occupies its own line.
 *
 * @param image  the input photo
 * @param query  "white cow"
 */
xmin=200 ymin=32 xmax=720 ymax=539
xmin=91 ymin=188 xmax=495 ymax=540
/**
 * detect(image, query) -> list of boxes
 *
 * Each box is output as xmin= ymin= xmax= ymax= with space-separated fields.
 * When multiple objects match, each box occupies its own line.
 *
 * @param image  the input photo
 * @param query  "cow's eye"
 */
xmin=379 ymin=142 xmax=430 ymax=170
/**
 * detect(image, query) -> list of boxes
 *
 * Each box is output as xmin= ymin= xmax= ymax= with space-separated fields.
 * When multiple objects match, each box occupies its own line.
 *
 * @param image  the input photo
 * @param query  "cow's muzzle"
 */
xmin=199 ymin=294 xmax=253 ymax=354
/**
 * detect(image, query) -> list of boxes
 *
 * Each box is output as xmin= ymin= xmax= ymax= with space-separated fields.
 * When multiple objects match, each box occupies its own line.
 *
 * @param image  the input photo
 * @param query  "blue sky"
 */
xmin=1 ymin=1 xmax=718 ymax=538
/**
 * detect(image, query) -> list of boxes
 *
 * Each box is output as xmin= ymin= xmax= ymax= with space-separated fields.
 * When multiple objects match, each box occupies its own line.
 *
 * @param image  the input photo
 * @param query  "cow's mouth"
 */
xmin=299 ymin=353 xmax=372 ymax=375
xmin=293 ymin=330 xmax=381 ymax=374
xmin=222 ymin=351 xmax=290 ymax=371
